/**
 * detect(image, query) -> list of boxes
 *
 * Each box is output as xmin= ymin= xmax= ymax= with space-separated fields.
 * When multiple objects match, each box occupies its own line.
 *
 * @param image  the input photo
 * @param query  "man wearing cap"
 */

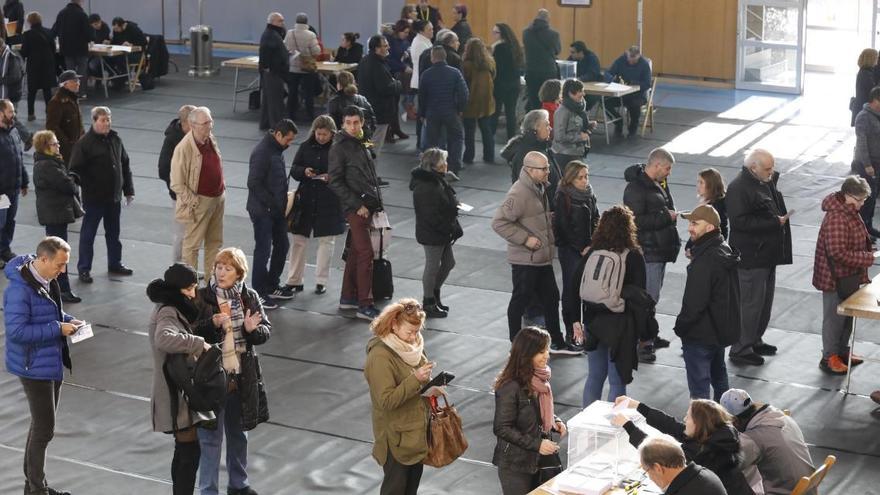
xmin=45 ymin=71 xmax=83 ymax=165
xmin=605 ymin=45 xmax=652 ymax=137
xmin=720 ymin=388 xmax=814 ymax=494
xmin=674 ymin=204 xmax=741 ymax=401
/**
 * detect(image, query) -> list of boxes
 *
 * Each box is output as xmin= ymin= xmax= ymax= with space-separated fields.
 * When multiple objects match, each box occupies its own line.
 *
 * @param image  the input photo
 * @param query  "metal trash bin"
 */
xmin=189 ymin=25 xmax=218 ymax=77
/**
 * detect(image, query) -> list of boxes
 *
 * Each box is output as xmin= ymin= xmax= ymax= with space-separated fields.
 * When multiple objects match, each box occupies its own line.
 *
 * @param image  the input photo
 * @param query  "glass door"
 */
xmin=736 ymin=0 xmax=807 ymax=94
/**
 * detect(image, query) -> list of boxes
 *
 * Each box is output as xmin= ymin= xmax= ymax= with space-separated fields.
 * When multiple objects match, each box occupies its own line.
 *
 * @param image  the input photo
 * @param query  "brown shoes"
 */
xmin=871 ymin=390 xmax=880 ymax=405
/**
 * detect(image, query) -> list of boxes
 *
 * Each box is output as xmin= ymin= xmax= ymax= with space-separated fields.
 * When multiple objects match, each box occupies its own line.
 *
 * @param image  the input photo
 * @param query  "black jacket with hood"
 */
xmin=410 ymin=167 xmax=463 ymax=246
xmin=553 ymin=185 xmax=599 ymax=253
xmin=157 ymin=118 xmax=185 ymax=200
xmin=328 ymin=130 xmax=382 ymax=215
xmin=623 ymin=163 xmax=680 ymax=263
xmin=522 ymin=17 xmax=560 ymax=75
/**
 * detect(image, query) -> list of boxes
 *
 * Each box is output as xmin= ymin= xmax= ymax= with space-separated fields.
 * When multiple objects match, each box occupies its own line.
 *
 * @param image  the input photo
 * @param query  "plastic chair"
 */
xmin=790 ymin=455 xmax=836 ymax=495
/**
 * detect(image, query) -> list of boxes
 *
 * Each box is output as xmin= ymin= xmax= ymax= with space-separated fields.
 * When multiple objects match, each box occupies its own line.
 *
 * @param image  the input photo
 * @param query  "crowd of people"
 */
xmin=1 ymin=1 xmax=877 ymax=495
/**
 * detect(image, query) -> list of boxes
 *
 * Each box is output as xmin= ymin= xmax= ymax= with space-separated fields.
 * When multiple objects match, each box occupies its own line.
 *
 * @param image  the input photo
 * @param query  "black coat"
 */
xmin=92 ymin=21 xmax=110 ymax=44
xmin=45 ymin=87 xmax=83 ymax=165
xmin=335 ymin=42 xmax=363 ymax=64
xmin=157 ymin=118 xmax=185 ymax=200
xmin=111 ymin=21 xmax=147 ymax=47
xmin=623 ymin=164 xmax=681 ymax=263
xmin=726 ymin=167 xmax=792 ymax=269
xmin=853 ymin=67 xmax=874 ymax=127
xmin=53 ymin=2 xmax=91 ymax=58
xmin=0 ymin=46 xmax=23 ymax=102
xmin=451 ymin=20 xmax=473 ymax=53
xmin=522 ymin=17 xmax=560 ymax=75
xmin=69 ymin=129 xmax=134 ymax=203
xmin=666 ymin=462 xmax=729 ymax=495
xmin=328 ymin=130 xmax=382 ymax=215
xmin=492 ymin=380 xmax=544 ymax=475
xmin=418 ymin=45 xmax=462 ymax=74
xmin=624 ymin=403 xmax=754 ymax=495
xmin=571 ymin=51 xmax=602 ymax=82
xmin=20 ymin=25 xmax=57 ymax=91
xmin=674 ymin=231 xmax=742 ymax=347
xmin=258 ymin=24 xmax=288 ymax=75
xmin=553 ymin=186 xmax=599 ymax=252
xmin=33 ymin=152 xmax=80 ymax=225
xmin=357 ymin=52 xmax=401 ymax=125
xmin=0 ymin=122 xmax=26 ymax=194
xmin=327 ymin=92 xmax=376 ymax=137
xmin=410 ymin=168 xmax=463 ymax=246
xmin=246 ymin=133 xmax=289 ymax=219
xmin=492 ymin=41 xmax=521 ymax=95
xmin=290 ymin=136 xmax=345 ymax=237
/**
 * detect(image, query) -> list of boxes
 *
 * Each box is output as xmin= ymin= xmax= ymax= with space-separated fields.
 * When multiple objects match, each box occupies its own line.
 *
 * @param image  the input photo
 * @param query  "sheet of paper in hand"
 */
xmin=70 ymin=323 xmax=94 ymax=344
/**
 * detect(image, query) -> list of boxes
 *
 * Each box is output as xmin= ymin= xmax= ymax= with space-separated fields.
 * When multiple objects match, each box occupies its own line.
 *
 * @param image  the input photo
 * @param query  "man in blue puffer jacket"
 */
xmin=4 ymin=236 xmax=82 ymax=495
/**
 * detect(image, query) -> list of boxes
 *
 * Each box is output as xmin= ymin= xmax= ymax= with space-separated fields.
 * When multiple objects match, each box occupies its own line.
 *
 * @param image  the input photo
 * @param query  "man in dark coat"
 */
xmin=110 ymin=17 xmax=147 ymax=47
xmin=726 ymin=149 xmax=791 ymax=366
xmin=0 ymin=37 xmax=24 ymax=104
xmin=851 ymin=86 xmax=880 ymax=238
xmin=89 ymin=13 xmax=111 ymax=43
xmin=21 ymin=13 xmax=57 ymax=121
xmin=417 ymin=29 xmax=462 ymax=73
xmin=606 ymin=45 xmax=653 ymax=137
xmin=357 ymin=34 xmax=402 ymax=156
xmin=45 ymin=71 xmax=83 ymax=164
xmin=675 ymin=205 xmax=741 ymax=402
xmin=258 ymin=12 xmax=289 ymax=131
xmin=419 ymin=46 xmax=468 ymax=178
xmin=0 ymin=98 xmax=27 ymax=263
xmin=569 ymin=40 xmax=602 ymax=111
xmin=69 ymin=106 xmax=135 ymax=283
xmin=246 ymin=119 xmax=297 ymax=308
xmin=158 ymin=104 xmax=194 ymax=262
xmin=522 ymin=9 xmax=560 ymax=111
xmin=450 ymin=4 xmax=472 ymax=54
xmin=53 ymin=0 xmax=91 ymax=93
xmin=638 ymin=436 xmax=728 ymax=495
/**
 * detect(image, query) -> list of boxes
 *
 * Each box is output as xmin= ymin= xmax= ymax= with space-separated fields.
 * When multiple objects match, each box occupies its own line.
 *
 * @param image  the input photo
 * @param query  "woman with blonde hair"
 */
xmin=364 ymin=298 xmax=442 ymax=494
xmin=853 ymin=48 xmax=878 ymax=126
xmin=462 ymin=37 xmax=496 ymax=164
xmin=612 ymin=396 xmax=754 ymax=495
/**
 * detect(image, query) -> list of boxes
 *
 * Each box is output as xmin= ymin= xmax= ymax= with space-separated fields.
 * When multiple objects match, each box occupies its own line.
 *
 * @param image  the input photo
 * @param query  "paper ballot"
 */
xmin=0 ymin=194 xmax=9 ymax=209
xmin=457 ymin=202 xmax=474 ymax=212
xmin=70 ymin=323 xmax=94 ymax=344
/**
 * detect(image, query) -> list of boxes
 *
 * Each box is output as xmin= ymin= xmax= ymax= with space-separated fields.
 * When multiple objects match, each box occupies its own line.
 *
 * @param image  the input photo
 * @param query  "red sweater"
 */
xmin=196 ymin=139 xmax=224 ymax=197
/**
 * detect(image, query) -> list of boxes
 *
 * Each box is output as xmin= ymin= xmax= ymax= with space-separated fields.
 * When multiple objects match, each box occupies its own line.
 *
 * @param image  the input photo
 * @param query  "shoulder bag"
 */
xmin=825 ymin=238 xmax=862 ymax=300
xmin=422 ymin=395 xmax=468 ymax=467
xmin=293 ymin=34 xmax=318 ymax=73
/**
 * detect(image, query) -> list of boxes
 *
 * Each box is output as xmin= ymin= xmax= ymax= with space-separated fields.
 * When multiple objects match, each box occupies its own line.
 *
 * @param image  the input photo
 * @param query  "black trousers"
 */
xmin=498 ymin=466 xmax=539 ymax=495
xmin=44 ymin=224 xmax=71 ymax=292
xmin=27 ymin=86 xmax=52 ymax=117
xmin=607 ymin=93 xmax=646 ymax=134
xmin=463 ymin=116 xmax=494 ymax=163
xmin=20 ymin=377 xmax=62 ymax=494
xmin=287 ymin=72 xmax=318 ymax=121
xmin=492 ymin=85 xmax=520 ymax=142
xmin=859 ymin=170 xmax=880 ymax=235
xmin=525 ymin=71 xmax=555 ymax=111
xmin=507 ymin=264 xmax=564 ymax=345
xmin=381 ymin=453 xmax=423 ymax=495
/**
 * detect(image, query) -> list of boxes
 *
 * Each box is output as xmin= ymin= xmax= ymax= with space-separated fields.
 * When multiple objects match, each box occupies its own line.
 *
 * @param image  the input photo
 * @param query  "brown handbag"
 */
xmin=422 ymin=395 xmax=468 ymax=467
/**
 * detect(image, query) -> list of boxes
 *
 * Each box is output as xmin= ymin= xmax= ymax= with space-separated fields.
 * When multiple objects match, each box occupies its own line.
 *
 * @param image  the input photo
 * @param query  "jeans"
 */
xmin=0 ymin=189 xmax=19 ymax=253
xmin=681 ymin=340 xmax=729 ymax=401
xmin=198 ymin=390 xmax=249 ymax=495
xmin=381 ymin=453 xmax=423 ymax=495
xmin=508 ymin=264 xmax=564 ymax=346
xmin=250 ymin=213 xmax=290 ymax=297
xmin=287 ymin=71 xmax=318 ymax=121
xmin=731 ymin=267 xmax=775 ymax=355
xmin=45 ymin=224 xmax=71 ymax=292
xmin=644 ymin=262 xmax=666 ymax=305
xmin=20 ymin=377 xmax=62 ymax=494
xmin=558 ymin=245 xmax=583 ymax=339
xmin=78 ymin=200 xmax=122 ymax=272
xmin=341 ymin=212 xmax=374 ymax=307
xmin=583 ymin=343 xmax=626 ymax=407
xmin=463 ymin=116 xmax=494 ymax=163
xmin=821 ymin=291 xmax=852 ymax=358
xmin=422 ymin=243 xmax=455 ymax=300
xmin=492 ymin=85 xmax=520 ymax=142
xmin=425 ymin=113 xmax=465 ymax=173
xmin=27 ymin=86 xmax=52 ymax=117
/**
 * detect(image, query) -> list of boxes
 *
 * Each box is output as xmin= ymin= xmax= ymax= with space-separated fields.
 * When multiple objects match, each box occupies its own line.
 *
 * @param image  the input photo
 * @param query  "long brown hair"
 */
xmin=493 ymin=326 xmax=550 ymax=394
xmin=590 ymin=205 xmax=641 ymax=253
xmin=688 ymin=399 xmax=734 ymax=444
xmin=493 ymin=23 xmax=523 ymax=69
xmin=463 ymin=37 xmax=494 ymax=72
xmin=698 ymin=167 xmax=725 ymax=202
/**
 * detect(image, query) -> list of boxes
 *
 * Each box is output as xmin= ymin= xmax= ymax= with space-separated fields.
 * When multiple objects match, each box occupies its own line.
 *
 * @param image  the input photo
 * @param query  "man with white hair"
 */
xmin=493 ymin=150 xmax=578 ymax=354
xmin=258 ymin=12 xmax=289 ymax=130
xmin=726 ymin=149 xmax=791 ymax=366
xmin=171 ymin=106 xmax=225 ymax=281
xmin=522 ymin=8 xmax=560 ymax=111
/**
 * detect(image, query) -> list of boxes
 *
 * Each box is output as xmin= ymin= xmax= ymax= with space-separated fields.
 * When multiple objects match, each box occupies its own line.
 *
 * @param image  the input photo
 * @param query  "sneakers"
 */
xmin=730 ymin=352 xmax=765 ymax=366
xmin=260 ymin=296 xmax=279 ymax=310
xmin=753 ymin=343 xmax=778 ymax=356
xmin=60 ymin=291 xmax=82 ymax=304
xmin=78 ymin=271 xmax=93 ymax=283
xmin=271 ymin=286 xmax=295 ymax=300
xmin=638 ymin=344 xmax=657 ymax=363
xmin=549 ymin=342 xmax=581 ymax=356
xmin=46 ymin=488 xmax=72 ymax=495
xmin=284 ymin=284 xmax=305 ymax=293
xmin=228 ymin=486 xmax=258 ymax=495
xmin=109 ymin=264 xmax=134 ymax=275
xmin=339 ymin=298 xmax=358 ymax=310
xmin=840 ymin=351 xmax=864 ymax=366
xmin=653 ymin=337 xmax=671 ymax=349
xmin=357 ymin=305 xmax=381 ymax=320
xmin=819 ymin=354 xmax=848 ymax=375
xmin=377 ymin=177 xmax=390 ymax=187
xmin=315 ymin=284 xmax=327 ymax=294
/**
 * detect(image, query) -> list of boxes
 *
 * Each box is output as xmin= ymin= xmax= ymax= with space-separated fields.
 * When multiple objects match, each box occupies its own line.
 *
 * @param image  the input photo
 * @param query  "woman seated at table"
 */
xmin=611 ymin=396 xmax=755 ymax=495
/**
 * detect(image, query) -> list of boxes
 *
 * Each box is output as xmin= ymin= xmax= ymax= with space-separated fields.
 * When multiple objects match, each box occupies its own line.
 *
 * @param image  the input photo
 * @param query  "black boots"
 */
xmin=423 ymin=298 xmax=448 ymax=318
xmin=171 ymin=440 xmax=200 ymax=495
xmin=433 ymin=289 xmax=449 ymax=312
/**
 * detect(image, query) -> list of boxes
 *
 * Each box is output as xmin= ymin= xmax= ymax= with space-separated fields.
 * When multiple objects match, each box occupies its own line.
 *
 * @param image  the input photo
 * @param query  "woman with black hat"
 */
xmin=147 ymin=262 xmax=211 ymax=495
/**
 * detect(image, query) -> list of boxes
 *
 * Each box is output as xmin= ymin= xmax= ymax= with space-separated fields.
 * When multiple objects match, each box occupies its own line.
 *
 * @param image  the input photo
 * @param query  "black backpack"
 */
xmin=163 ymin=344 xmax=227 ymax=431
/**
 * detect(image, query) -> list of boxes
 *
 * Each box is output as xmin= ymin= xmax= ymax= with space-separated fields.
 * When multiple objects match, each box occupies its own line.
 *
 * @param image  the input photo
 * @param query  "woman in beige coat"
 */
xmin=148 ymin=262 xmax=213 ymax=494
xmin=462 ymin=38 xmax=496 ymax=164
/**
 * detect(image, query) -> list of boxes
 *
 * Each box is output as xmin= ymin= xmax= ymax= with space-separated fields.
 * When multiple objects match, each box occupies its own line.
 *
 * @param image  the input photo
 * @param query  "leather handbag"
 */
xmin=292 ymin=35 xmax=318 ymax=73
xmin=422 ymin=395 xmax=468 ymax=468
xmin=536 ymin=431 xmax=564 ymax=484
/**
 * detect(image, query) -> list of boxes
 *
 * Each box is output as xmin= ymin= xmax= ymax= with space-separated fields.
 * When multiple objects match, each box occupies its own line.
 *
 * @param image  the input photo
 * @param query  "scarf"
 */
xmin=210 ymin=278 xmax=247 ymax=372
xmin=531 ymin=366 xmax=555 ymax=433
xmin=562 ymin=94 xmax=590 ymax=133
xmin=381 ymin=332 xmax=425 ymax=367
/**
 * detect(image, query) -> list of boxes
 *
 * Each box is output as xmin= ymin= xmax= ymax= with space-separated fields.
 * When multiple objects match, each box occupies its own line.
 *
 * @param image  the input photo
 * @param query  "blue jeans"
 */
xmin=583 ymin=343 xmax=626 ymax=407
xmin=681 ymin=340 xmax=729 ymax=401
xmin=425 ymin=113 xmax=464 ymax=173
xmin=0 ymin=189 xmax=18 ymax=253
xmin=251 ymin=213 xmax=290 ymax=297
xmin=77 ymin=201 xmax=122 ymax=272
xmin=644 ymin=262 xmax=666 ymax=304
xmin=198 ymin=390 xmax=249 ymax=494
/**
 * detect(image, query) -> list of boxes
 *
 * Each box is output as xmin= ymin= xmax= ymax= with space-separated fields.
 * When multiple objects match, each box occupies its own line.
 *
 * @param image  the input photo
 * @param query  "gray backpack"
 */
xmin=579 ymin=248 xmax=629 ymax=313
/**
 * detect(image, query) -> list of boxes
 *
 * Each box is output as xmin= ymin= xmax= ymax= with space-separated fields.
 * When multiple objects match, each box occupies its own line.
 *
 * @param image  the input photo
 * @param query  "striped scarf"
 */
xmin=211 ymin=278 xmax=247 ymax=372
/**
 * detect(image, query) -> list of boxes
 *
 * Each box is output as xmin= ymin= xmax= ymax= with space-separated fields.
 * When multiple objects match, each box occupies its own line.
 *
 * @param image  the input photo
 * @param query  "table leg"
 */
xmin=126 ymin=58 xmax=134 ymax=93
xmin=232 ymin=67 xmax=240 ymax=113
xmin=100 ymin=56 xmax=109 ymax=99
xmin=844 ymin=317 xmax=857 ymax=395
xmin=599 ymin=96 xmax=610 ymax=145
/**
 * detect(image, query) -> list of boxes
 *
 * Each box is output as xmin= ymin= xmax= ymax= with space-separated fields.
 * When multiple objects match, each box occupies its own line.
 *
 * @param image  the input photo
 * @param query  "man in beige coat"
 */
xmin=492 ymin=151 xmax=576 ymax=354
xmin=170 ymin=107 xmax=225 ymax=281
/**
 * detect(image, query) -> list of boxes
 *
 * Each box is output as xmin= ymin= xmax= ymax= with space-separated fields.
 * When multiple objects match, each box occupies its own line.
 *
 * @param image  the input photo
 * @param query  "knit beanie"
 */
xmin=163 ymin=263 xmax=198 ymax=289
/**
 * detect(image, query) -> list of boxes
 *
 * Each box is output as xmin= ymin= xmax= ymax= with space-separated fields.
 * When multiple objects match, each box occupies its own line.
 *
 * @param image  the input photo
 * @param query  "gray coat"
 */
xmin=739 ymin=405 xmax=814 ymax=495
xmin=853 ymin=104 xmax=880 ymax=171
xmin=149 ymin=304 xmax=214 ymax=433
xmin=492 ymin=167 xmax=555 ymax=266
xmin=551 ymin=102 xmax=589 ymax=156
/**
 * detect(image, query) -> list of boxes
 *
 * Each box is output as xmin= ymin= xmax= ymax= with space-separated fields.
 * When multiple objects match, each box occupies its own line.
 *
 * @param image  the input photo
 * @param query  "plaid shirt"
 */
xmin=812 ymin=192 xmax=873 ymax=292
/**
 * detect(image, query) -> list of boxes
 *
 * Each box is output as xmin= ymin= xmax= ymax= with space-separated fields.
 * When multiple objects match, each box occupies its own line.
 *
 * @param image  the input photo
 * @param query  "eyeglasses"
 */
xmin=402 ymin=301 xmax=423 ymax=314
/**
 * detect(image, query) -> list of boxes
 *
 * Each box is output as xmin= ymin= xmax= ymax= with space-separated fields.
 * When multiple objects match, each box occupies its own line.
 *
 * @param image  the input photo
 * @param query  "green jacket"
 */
xmin=364 ymin=336 xmax=429 ymax=466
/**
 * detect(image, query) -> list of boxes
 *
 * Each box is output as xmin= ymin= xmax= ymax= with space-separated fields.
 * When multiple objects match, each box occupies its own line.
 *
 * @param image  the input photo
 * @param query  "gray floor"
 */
xmin=0 ymin=57 xmax=878 ymax=494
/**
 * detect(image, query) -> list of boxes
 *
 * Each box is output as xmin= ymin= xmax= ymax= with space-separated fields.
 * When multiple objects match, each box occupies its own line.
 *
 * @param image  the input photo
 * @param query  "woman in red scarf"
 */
xmin=492 ymin=326 xmax=568 ymax=494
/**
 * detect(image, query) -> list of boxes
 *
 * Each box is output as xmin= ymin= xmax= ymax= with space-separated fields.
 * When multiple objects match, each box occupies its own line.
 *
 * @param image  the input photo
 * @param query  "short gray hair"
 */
xmin=537 ymin=8 xmax=550 ymax=21
xmin=639 ymin=435 xmax=686 ymax=470
xmin=438 ymin=29 xmax=458 ymax=46
xmin=36 ymin=236 xmax=71 ymax=258
xmin=267 ymin=12 xmax=283 ymax=24
xmin=745 ymin=148 xmax=774 ymax=169
xmin=178 ymin=104 xmax=196 ymax=122
xmin=627 ymin=45 xmax=641 ymax=57
xmin=521 ymin=109 xmax=549 ymax=133
xmin=842 ymin=175 xmax=871 ymax=197
xmin=420 ymin=148 xmax=448 ymax=172
xmin=188 ymin=106 xmax=212 ymax=124
xmin=430 ymin=45 xmax=447 ymax=63
xmin=91 ymin=106 xmax=111 ymax=121
xmin=647 ymin=147 xmax=675 ymax=166
xmin=295 ymin=12 xmax=308 ymax=24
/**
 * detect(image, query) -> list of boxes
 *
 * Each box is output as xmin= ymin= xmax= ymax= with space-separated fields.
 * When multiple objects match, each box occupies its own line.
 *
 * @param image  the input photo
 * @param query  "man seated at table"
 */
xmin=605 ymin=45 xmax=652 ymax=138
xmin=569 ymin=40 xmax=602 ymax=112
xmin=106 ymin=17 xmax=147 ymax=86
xmin=640 ymin=435 xmax=727 ymax=494
xmin=89 ymin=14 xmax=110 ymax=44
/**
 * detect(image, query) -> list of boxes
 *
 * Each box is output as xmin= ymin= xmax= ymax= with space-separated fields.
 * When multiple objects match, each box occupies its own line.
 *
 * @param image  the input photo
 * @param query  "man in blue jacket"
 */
xmin=247 ymin=118 xmax=298 ymax=308
xmin=4 ymin=237 xmax=82 ymax=495
xmin=419 ymin=46 xmax=468 ymax=180
xmin=606 ymin=45 xmax=653 ymax=137
xmin=0 ymin=98 xmax=28 ymax=263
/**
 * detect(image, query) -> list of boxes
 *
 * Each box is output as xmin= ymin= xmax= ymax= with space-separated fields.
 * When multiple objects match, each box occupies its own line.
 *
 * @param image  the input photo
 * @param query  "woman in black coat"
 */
xmin=334 ymin=32 xmax=363 ymax=64
xmin=20 ymin=12 xmax=57 ymax=121
xmin=854 ymin=48 xmax=878 ymax=126
xmin=285 ymin=115 xmax=345 ymax=295
xmin=410 ymin=148 xmax=463 ymax=317
xmin=32 ymin=130 xmax=81 ymax=302
xmin=491 ymin=23 xmax=524 ymax=142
